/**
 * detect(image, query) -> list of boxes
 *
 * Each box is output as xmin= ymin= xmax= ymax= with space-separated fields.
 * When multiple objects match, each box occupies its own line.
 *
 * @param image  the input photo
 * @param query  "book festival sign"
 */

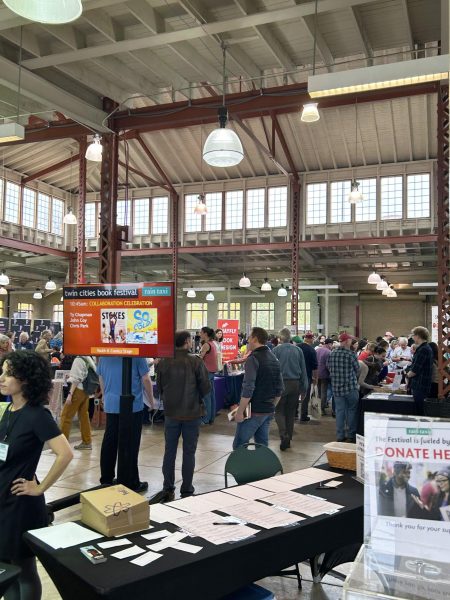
xmin=63 ymin=282 xmax=175 ymax=358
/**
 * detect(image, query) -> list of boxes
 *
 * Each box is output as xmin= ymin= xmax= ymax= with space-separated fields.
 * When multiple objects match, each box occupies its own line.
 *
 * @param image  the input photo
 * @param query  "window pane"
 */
xmin=133 ymin=198 xmax=149 ymax=235
xmin=22 ymin=187 xmax=36 ymax=228
xmin=250 ymin=302 xmax=274 ymax=330
xmin=185 ymin=194 xmax=202 ymax=232
xmin=286 ymin=301 xmax=291 ymax=325
xmin=407 ymin=174 xmax=430 ymax=218
xmin=186 ymin=302 xmax=207 ymax=329
xmin=268 ymin=187 xmax=287 ymax=227
xmin=298 ymin=302 xmax=311 ymax=331
xmin=37 ymin=192 xmax=50 ymax=231
xmin=225 ymin=190 xmax=243 ymax=230
xmin=85 ymin=203 xmax=96 ymax=238
xmin=17 ymin=303 xmax=33 ymax=320
xmin=4 ymin=181 xmax=20 ymax=224
xmin=0 ymin=179 xmax=3 ymax=219
xmin=217 ymin=302 xmax=240 ymax=321
xmin=306 ymin=183 xmax=327 ymax=225
xmin=330 ymin=181 xmax=351 ymax=223
xmin=246 ymin=188 xmax=265 ymax=229
xmin=205 ymin=192 xmax=222 ymax=231
xmin=381 ymin=176 xmax=403 ymax=219
xmin=0 ymin=300 xmax=3 ymax=318
xmin=152 ymin=196 xmax=168 ymax=234
xmin=117 ymin=200 xmax=131 ymax=226
xmin=51 ymin=197 xmax=63 ymax=235
xmin=355 ymin=178 xmax=377 ymax=222
xmin=53 ymin=304 xmax=64 ymax=322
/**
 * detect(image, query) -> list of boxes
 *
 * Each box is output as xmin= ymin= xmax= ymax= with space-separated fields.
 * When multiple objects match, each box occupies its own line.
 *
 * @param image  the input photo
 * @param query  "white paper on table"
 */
xmin=222 ymin=500 xmax=304 ymax=529
xmin=222 ymin=484 xmax=273 ymax=501
xmin=263 ymin=491 xmax=343 ymax=517
xmin=177 ymin=511 xmax=257 ymax=545
xmin=172 ymin=541 xmax=203 ymax=554
xmin=250 ymin=478 xmax=297 ymax=493
xmin=275 ymin=468 xmax=342 ymax=487
xmin=28 ymin=522 xmax=103 ymax=550
xmin=322 ymin=480 xmax=342 ymax=488
xmin=199 ymin=490 xmax=244 ymax=508
xmin=98 ymin=538 xmax=132 ymax=549
xmin=130 ymin=550 xmax=162 ymax=566
xmin=166 ymin=496 xmax=217 ymax=514
xmin=150 ymin=503 xmax=188 ymax=525
xmin=141 ymin=530 xmax=172 ymax=541
xmin=111 ymin=545 xmax=146 ymax=559
xmin=147 ymin=532 xmax=187 ymax=551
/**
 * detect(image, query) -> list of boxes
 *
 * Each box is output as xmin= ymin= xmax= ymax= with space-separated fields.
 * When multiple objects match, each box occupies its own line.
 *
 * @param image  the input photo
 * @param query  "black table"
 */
xmin=0 ymin=562 xmax=21 ymax=597
xmin=25 ymin=470 xmax=363 ymax=600
xmin=358 ymin=394 xmax=417 ymax=435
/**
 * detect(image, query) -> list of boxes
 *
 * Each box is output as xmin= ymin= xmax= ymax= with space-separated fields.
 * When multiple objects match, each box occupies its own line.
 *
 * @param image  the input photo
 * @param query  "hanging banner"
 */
xmin=10 ymin=318 xmax=31 ymax=336
xmin=63 ymin=282 xmax=175 ymax=358
xmin=431 ymin=305 xmax=438 ymax=344
xmin=217 ymin=319 xmax=239 ymax=363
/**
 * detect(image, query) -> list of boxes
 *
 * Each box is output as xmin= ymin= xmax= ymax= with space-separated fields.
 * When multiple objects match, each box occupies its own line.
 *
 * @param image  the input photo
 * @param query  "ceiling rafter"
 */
xmin=348 ymin=5 xmax=374 ymax=66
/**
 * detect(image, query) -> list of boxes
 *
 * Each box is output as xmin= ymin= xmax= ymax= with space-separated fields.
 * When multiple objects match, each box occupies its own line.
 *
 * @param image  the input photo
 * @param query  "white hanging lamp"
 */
xmin=45 ymin=277 xmax=56 ymax=291
xmin=0 ymin=271 xmax=9 ymax=286
xmin=376 ymin=278 xmax=388 ymax=291
xmin=194 ymin=194 xmax=207 ymax=215
xmin=239 ymin=273 xmax=251 ymax=288
xmin=301 ymin=0 xmax=320 ymax=123
xmin=382 ymin=285 xmax=391 ymax=296
xmin=187 ymin=287 xmax=196 ymax=298
xmin=348 ymin=179 xmax=364 ymax=204
xmin=386 ymin=285 xmax=397 ymax=298
xmin=85 ymin=134 xmax=103 ymax=162
xmin=33 ymin=289 xmax=42 ymax=299
xmin=202 ymin=43 xmax=244 ymax=168
xmin=63 ymin=207 xmax=77 ymax=225
xmin=0 ymin=287 xmax=7 ymax=295
xmin=4 ymin=0 xmax=82 ymax=24
xmin=261 ymin=278 xmax=272 ymax=292
xmin=367 ymin=271 xmax=381 ymax=284
xmin=206 ymin=291 xmax=214 ymax=301
xmin=277 ymin=283 xmax=288 ymax=297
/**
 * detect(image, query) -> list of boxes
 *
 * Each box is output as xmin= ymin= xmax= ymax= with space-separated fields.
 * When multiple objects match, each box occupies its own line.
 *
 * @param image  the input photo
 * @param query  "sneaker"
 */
xmin=300 ymin=416 xmax=310 ymax=422
xmin=74 ymin=442 xmax=92 ymax=450
xmin=280 ymin=437 xmax=291 ymax=451
xmin=133 ymin=481 xmax=149 ymax=493
xmin=149 ymin=489 xmax=175 ymax=504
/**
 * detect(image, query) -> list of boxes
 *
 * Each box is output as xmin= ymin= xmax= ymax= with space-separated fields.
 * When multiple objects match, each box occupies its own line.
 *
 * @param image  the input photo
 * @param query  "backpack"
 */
xmin=81 ymin=358 xmax=100 ymax=395
xmin=213 ymin=341 xmax=223 ymax=371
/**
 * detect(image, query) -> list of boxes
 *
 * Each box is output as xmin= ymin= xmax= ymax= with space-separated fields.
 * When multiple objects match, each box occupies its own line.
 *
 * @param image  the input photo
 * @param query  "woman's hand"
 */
xmin=411 ymin=494 xmax=428 ymax=510
xmin=11 ymin=477 xmax=43 ymax=496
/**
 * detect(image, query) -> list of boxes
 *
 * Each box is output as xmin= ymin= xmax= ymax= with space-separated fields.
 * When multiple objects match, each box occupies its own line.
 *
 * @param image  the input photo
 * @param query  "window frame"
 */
xmin=186 ymin=302 xmax=208 ymax=330
xmin=250 ymin=302 xmax=275 ymax=330
xmin=406 ymin=173 xmax=430 ymax=219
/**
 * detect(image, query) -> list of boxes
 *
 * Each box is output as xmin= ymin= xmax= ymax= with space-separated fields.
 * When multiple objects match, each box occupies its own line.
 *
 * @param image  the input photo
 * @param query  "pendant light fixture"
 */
xmin=387 ymin=286 xmax=397 ymax=298
xmin=85 ymin=134 xmax=103 ymax=162
xmin=239 ymin=273 xmax=251 ymax=288
xmin=45 ymin=276 xmax=57 ymax=291
xmin=202 ymin=43 xmax=244 ymax=167
xmin=63 ymin=207 xmax=77 ymax=225
xmin=376 ymin=278 xmax=388 ymax=291
xmin=277 ymin=283 xmax=288 ymax=297
xmin=367 ymin=271 xmax=381 ymax=284
xmin=0 ymin=287 xmax=7 ymax=295
xmin=4 ymin=0 xmax=83 ymax=24
xmin=261 ymin=277 xmax=272 ymax=292
xmin=33 ymin=289 xmax=43 ymax=300
xmin=382 ymin=284 xmax=391 ymax=296
xmin=206 ymin=291 xmax=214 ymax=301
xmin=194 ymin=193 xmax=207 ymax=215
xmin=0 ymin=271 xmax=10 ymax=286
xmin=348 ymin=99 xmax=363 ymax=204
xmin=301 ymin=0 xmax=320 ymax=123
xmin=187 ymin=287 xmax=196 ymax=298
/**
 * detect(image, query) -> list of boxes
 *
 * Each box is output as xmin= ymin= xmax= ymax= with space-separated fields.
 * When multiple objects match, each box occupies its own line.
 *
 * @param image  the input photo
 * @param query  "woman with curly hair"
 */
xmin=0 ymin=351 xmax=73 ymax=600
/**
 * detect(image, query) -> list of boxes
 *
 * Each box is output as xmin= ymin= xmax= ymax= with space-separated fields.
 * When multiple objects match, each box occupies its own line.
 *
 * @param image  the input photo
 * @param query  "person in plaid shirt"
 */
xmin=327 ymin=332 xmax=360 ymax=443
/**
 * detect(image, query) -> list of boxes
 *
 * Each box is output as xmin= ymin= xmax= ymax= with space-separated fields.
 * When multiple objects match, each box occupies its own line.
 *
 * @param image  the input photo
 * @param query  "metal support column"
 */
xmin=291 ymin=179 xmax=300 ymax=331
xmin=437 ymin=84 xmax=450 ymax=399
xmin=76 ymin=137 xmax=87 ymax=284
xmin=171 ymin=191 xmax=179 ymax=318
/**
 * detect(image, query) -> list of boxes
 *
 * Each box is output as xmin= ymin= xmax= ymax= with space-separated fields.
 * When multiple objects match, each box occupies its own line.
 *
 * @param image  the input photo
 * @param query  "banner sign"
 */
xmin=217 ymin=319 xmax=239 ymax=363
xmin=33 ymin=319 xmax=51 ymax=332
xmin=63 ymin=282 xmax=175 ymax=358
xmin=0 ymin=318 xmax=9 ymax=335
xmin=10 ymin=318 xmax=31 ymax=335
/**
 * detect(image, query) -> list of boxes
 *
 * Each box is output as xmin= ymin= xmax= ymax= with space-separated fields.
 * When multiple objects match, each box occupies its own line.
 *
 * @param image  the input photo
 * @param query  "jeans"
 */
xmin=100 ymin=411 xmax=143 ymax=487
xmin=412 ymin=389 xmax=426 ymax=415
xmin=275 ymin=380 xmax=300 ymax=440
xmin=233 ymin=413 xmax=273 ymax=449
xmin=202 ymin=372 xmax=216 ymax=424
xmin=318 ymin=378 xmax=330 ymax=411
xmin=162 ymin=417 xmax=201 ymax=496
xmin=60 ymin=388 xmax=92 ymax=444
xmin=334 ymin=389 xmax=359 ymax=441
xmin=300 ymin=381 xmax=311 ymax=420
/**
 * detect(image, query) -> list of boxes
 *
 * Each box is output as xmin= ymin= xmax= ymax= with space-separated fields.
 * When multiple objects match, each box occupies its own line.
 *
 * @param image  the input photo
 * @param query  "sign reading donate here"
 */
xmin=63 ymin=282 xmax=175 ymax=358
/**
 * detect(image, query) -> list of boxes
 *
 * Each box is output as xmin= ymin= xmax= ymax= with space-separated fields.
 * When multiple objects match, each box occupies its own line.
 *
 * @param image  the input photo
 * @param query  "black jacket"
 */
xmin=378 ymin=477 xmax=421 ymax=518
xmin=156 ymin=349 xmax=211 ymax=419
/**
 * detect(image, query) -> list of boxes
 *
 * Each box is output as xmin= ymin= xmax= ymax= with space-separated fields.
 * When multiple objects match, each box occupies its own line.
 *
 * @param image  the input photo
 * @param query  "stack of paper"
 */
xmin=274 ymin=468 xmax=342 ymax=487
xmin=177 ymin=511 xmax=257 ymax=545
xmin=28 ymin=522 xmax=103 ymax=549
xmin=222 ymin=484 xmax=273 ymax=501
xmin=222 ymin=501 xmax=304 ymax=529
xmin=150 ymin=503 xmax=188 ymax=526
xmin=264 ymin=491 xmax=343 ymax=517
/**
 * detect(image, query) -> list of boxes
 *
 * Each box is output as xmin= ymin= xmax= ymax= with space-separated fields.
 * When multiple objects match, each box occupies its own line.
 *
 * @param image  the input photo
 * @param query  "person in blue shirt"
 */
xmin=97 ymin=357 xmax=154 ymax=493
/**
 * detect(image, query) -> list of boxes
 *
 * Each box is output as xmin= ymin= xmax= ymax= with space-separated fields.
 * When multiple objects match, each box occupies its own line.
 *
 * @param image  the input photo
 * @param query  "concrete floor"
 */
xmin=36 ymin=411 xmax=351 ymax=599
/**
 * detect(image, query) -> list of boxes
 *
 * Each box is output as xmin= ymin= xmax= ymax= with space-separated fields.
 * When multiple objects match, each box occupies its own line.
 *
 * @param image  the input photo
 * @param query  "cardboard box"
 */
xmin=80 ymin=485 xmax=149 ymax=537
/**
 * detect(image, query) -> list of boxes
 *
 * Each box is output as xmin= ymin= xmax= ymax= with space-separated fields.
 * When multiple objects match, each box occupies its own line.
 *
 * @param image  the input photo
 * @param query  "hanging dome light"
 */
xmin=33 ymin=289 xmax=43 ymax=299
xmin=277 ymin=283 xmax=288 ymax=297
xmin=187 ymin=288 xmax=196 ymax=298
xmin=85 ymin=134 xmax=103 ymax=162
xmin=386 ymin=285 xmax=397 ymax=298
xmin=63 ymin=207 xmax=77 ymax=225
xmin=367 ymin=271 xmax=381 ymax=284
xmin=194 ymin=194 xmax=207 ymax=215
xmin=376 ymin=278 xmax=388 ymax=291
xmin=203 ymin=108 xmax=244 ymax=167
xmin=300 ymin=103 xmax=320 ymax=123
xmin=4 ymin=0 xmax=83 ymax=24
xmin=382 ymin=286 xmax=391 ymax=296
xmin=348 ymin=180 xmax=364 ymax=204
xmin=206 ymin=291 xmax=214 ymax=301
xmin=0 ymin=271 xmax=9 ymax=286
xmin=239 ymin=273 xmax=251 ymax=288
xmin=45 ymin=277 xmax=57 ymax=291
xmin=261 ymin=278 xmax=272 ymax=292
xmin=0 ymin=287 xmax=7 ymax=295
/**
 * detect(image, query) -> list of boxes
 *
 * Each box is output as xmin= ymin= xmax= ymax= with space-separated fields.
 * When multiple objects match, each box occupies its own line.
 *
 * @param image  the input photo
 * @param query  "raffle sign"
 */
xmin=217 ymin=319 xmax=239 ymax=363
xmin=63 ymin=282 xmax=175 ymax=358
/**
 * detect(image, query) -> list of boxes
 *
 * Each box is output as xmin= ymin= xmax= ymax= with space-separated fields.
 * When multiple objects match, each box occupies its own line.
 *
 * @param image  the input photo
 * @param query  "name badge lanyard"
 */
xmin=1 ymin=406 xmax=23 ymax=442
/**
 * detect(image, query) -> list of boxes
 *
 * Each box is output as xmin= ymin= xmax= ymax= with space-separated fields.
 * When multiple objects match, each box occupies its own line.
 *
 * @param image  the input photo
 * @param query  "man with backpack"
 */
xmin=60 ymin=355 xmax=98 ymax=450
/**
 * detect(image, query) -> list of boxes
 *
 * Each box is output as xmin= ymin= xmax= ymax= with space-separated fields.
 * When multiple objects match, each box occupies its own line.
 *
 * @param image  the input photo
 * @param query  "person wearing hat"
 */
xmin=327 ymin=332 xmax=360 ymax=442
xmin=298 ymin=332 xmax=318 ymax=422
xmin=316 ymin=338 xmax=334 ymax=413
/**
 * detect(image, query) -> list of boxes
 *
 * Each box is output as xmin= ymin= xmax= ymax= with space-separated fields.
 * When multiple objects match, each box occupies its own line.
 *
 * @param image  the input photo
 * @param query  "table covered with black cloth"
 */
xmin=357 ymin=394 xmax=417 ymax=435
xmin=0 ymin=562 xmax=21 ymax=597
xmin=25 ymin=471 xmax=363 ymax=600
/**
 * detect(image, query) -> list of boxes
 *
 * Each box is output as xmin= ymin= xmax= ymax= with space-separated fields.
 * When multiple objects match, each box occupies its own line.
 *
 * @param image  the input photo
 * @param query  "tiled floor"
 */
xmin=36 ymin=411 xmax=350 ymax=600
